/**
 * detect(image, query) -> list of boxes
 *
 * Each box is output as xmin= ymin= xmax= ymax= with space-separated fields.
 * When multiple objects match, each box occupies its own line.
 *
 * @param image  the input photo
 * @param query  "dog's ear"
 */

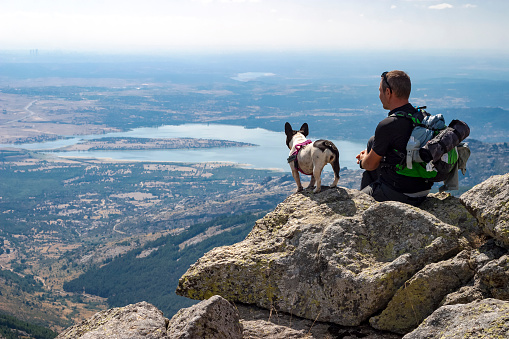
xmin=284 ymin=122 xmax=293 ymax=136
xmin=300 ymin=123 xmax=309 ymax=137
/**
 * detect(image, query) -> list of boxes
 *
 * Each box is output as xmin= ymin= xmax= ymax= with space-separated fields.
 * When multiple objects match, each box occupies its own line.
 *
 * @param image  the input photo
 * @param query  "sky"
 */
xmin=1 ymin=0 xmax=508 ymax=54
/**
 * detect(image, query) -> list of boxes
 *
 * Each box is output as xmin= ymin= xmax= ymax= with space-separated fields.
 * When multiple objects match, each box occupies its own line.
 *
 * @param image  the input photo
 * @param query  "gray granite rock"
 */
xmin=167 ymin=295 xmax=243 ymax=339
xmin=370 ymin=250 xmax=474 ymax=334
xmin=403 ymin=298 xmax=509 ymax=339
xmin=460 ymin=173 xmax=509 ymax=248
xmin=56 ymin=301 xmax=169 ymax=339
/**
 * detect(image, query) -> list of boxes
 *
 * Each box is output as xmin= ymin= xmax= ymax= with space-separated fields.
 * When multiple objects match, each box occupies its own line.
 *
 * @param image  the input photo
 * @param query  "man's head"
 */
xmin=379 ymin=70 xmax=411 ymax=110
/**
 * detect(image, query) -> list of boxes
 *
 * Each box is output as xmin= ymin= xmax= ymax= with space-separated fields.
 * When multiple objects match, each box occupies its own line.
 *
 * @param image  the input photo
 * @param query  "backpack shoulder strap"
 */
xmin=389 ymin=107 xmax=429 ymax=127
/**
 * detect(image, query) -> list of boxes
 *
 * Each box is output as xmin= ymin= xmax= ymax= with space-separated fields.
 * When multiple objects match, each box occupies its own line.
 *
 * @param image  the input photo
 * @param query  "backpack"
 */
xmin=391 ymin=107 xmax=470 ymax=190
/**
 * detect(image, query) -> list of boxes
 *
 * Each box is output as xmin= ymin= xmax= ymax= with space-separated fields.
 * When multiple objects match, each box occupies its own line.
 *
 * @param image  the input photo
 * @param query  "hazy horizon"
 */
xmin=1 ymin=0 xmax=508 ymax=54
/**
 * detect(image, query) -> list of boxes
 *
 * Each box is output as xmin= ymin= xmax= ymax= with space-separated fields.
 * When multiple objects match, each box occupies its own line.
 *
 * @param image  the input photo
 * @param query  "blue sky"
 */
xmin=1 ymin=0 xmax=508 ymax=54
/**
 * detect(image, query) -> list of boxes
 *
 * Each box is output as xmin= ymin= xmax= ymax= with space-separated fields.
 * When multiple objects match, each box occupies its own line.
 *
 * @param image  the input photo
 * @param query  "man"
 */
xmin=355 ymin=70 xmax=432 ymax=206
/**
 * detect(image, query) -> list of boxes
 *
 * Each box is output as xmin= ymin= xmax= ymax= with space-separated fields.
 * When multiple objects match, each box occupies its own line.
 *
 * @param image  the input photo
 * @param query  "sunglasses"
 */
xmin=381 ymin=71 xmax=392 ymax=92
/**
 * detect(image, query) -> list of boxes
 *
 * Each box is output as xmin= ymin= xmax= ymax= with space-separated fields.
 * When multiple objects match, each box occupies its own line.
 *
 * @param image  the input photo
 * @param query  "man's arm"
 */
xmin=357 ymin=149 xmax=382 ymax=171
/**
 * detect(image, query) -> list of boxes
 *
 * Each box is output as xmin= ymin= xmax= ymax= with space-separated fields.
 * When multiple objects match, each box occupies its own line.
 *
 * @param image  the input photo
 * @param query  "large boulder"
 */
xmin=460 ymin=173 xmax=509 ymax=248
xmin=177 ymin=187 xmax=469 ymax=326
xmin=403 ymin=298 xmax=509 ymax=339
xmin=167 ymin=295 xmax=243 ymax=338
xmin=56 ymin=301 xmax=169 ymax=339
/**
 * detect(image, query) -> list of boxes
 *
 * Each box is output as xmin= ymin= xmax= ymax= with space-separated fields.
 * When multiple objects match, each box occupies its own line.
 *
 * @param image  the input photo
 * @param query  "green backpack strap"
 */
xmin=390 ymin=107 xmax=429 ymax=127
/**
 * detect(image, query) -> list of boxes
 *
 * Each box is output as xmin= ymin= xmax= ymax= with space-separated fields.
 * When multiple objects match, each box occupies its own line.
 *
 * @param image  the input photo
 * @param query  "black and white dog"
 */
xmin=285 ymin=122 xmax=340 ymax=193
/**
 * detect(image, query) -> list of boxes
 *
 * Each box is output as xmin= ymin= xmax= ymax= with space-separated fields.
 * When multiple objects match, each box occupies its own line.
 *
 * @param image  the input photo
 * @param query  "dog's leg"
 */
xmin=308 ymin=175 xmax=315 ymax=189
xmin=330 ymin=175 xmax=339 ymax=188
xmin=330 ymin=156 xmax=340 ymax=188
xmin=291 ymin=170 xmax=303 ymax=192
xmin=312 ymin=166 xmax=323 ymax=193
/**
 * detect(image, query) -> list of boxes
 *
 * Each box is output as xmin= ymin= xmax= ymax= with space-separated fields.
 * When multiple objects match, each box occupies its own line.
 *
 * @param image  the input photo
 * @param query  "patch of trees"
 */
xmin=0 ymin=270 xmax=44 ymax=294
xmin=0 ymin=312 xmax=57 ymax=339
xmin=63 ymin=212 xmax=261 ymax=317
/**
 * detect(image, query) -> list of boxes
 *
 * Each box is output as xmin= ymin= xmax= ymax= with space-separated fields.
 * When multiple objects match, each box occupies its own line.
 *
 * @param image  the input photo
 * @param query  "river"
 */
xmin=2 ymin=124 xmax=365 ymax=172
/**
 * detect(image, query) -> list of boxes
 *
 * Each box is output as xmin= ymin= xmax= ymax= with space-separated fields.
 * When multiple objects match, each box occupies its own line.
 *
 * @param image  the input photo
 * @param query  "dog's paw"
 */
xmin=296 ymin=186 xmax=303 ymax=192
xmin=330 ymin=184 xmax=337 ymax=188
xmin=313 ymin=187 xmax=321 ymax=193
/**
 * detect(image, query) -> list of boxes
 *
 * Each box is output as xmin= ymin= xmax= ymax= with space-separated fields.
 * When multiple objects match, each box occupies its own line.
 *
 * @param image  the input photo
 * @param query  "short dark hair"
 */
xmin=383 ymin=70 xmax=411 ymax=99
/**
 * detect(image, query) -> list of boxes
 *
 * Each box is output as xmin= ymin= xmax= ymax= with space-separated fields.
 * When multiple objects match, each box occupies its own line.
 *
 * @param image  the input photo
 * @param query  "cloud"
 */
xmin=464 ymin=4 xmax=477 ymax=8
xmin=429 ymin=3 xmax=453 ymax=10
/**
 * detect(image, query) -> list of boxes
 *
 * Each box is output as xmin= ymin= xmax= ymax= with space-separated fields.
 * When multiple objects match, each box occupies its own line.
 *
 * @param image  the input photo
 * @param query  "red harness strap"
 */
xmin=289 ymin=140 xmax=312 ymax=175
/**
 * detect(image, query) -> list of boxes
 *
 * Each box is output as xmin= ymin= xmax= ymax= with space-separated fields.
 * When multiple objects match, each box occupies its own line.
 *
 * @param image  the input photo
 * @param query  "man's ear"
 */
xmin=300 ymin=123 xmax=309 ymax=137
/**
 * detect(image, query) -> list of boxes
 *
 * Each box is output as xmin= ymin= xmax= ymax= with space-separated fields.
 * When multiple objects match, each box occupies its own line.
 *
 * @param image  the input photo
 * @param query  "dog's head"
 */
xmin=285 ymin=122 xmax=309 ymax=149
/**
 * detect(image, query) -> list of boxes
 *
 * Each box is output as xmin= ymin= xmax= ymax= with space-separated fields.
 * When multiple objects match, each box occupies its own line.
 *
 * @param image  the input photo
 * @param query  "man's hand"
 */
xmin=356 ymin=149 xmax=366 ymax=165
xmin=356 ymin=149 xmax=382 ymax=171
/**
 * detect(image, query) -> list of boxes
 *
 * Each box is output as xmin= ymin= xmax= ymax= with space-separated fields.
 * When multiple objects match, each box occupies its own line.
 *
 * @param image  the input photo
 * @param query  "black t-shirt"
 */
xmin=372 ymin=103 xmax=433 ymax=193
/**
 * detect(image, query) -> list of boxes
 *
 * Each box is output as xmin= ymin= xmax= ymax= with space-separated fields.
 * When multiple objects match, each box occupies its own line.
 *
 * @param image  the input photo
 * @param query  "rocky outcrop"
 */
xmin=175 ymin=174 xmax=509 ymax=336
xmin=176 ymin=187 xmax=473 ymax=326
xmin=58 ymin=174 xmax=509 ymax=338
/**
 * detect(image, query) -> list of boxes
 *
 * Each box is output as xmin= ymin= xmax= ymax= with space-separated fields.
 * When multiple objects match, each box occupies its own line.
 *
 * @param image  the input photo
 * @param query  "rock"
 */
xmin=403 ymin=298 xmax=509 ymax=338
xmin=57 ymin=297 xmax=243 ymax=339
xmin=369 ymin=250 xmax=475 ymax=334
xmin=177 ymin=187 xmax=466 ymax=326
xmin=167 ymin=295 xmax=243 ymax=339
xmin=56 ymin=301 xmax=169 ymax=339
xmin=460 ymin=173 xmax=509 ymax=248
xmin=477 ymin=254 xmax=509 ymax=300
xmin=420 ymin=191 xmax=481 ymax=242
xmin=440 ymin=283 xmax=485 ymax=306
xmin=440 ymin=240 xmax=508 ymax=306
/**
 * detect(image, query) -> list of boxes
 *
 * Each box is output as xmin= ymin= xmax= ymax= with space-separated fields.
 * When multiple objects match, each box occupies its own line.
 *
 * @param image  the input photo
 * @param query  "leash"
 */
xmin=287 ymin=140 xmax=312 ymax=175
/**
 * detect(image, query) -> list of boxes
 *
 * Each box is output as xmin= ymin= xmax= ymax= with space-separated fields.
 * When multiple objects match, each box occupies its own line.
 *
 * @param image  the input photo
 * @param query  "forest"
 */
xmin=0 ymin=312 xmax=57 ymax=339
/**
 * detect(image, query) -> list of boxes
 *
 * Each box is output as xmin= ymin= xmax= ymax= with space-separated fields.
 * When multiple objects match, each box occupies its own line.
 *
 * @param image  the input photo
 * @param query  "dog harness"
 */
xmin=287 ymin=140 xmax=312 ymax=175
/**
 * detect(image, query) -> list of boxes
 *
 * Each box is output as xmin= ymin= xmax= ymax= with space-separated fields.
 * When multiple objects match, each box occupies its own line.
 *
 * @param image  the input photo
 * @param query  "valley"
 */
xmin=0 ymin=150 xmax=302 ymax=330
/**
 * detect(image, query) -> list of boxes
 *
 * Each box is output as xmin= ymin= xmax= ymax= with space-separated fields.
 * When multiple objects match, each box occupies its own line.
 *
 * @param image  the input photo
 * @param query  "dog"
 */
xmin=285 ymin=122 xmax=340 ymax=193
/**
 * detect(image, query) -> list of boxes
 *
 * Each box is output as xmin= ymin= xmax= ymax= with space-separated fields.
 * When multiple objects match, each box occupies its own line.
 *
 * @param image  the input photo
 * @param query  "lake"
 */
xmin=3 ymin=124 xmax=365 ymax=172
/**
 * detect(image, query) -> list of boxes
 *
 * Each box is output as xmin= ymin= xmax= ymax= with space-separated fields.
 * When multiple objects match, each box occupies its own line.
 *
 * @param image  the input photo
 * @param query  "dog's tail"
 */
xmin=314 ymin=140 xmax=340 ymax=178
